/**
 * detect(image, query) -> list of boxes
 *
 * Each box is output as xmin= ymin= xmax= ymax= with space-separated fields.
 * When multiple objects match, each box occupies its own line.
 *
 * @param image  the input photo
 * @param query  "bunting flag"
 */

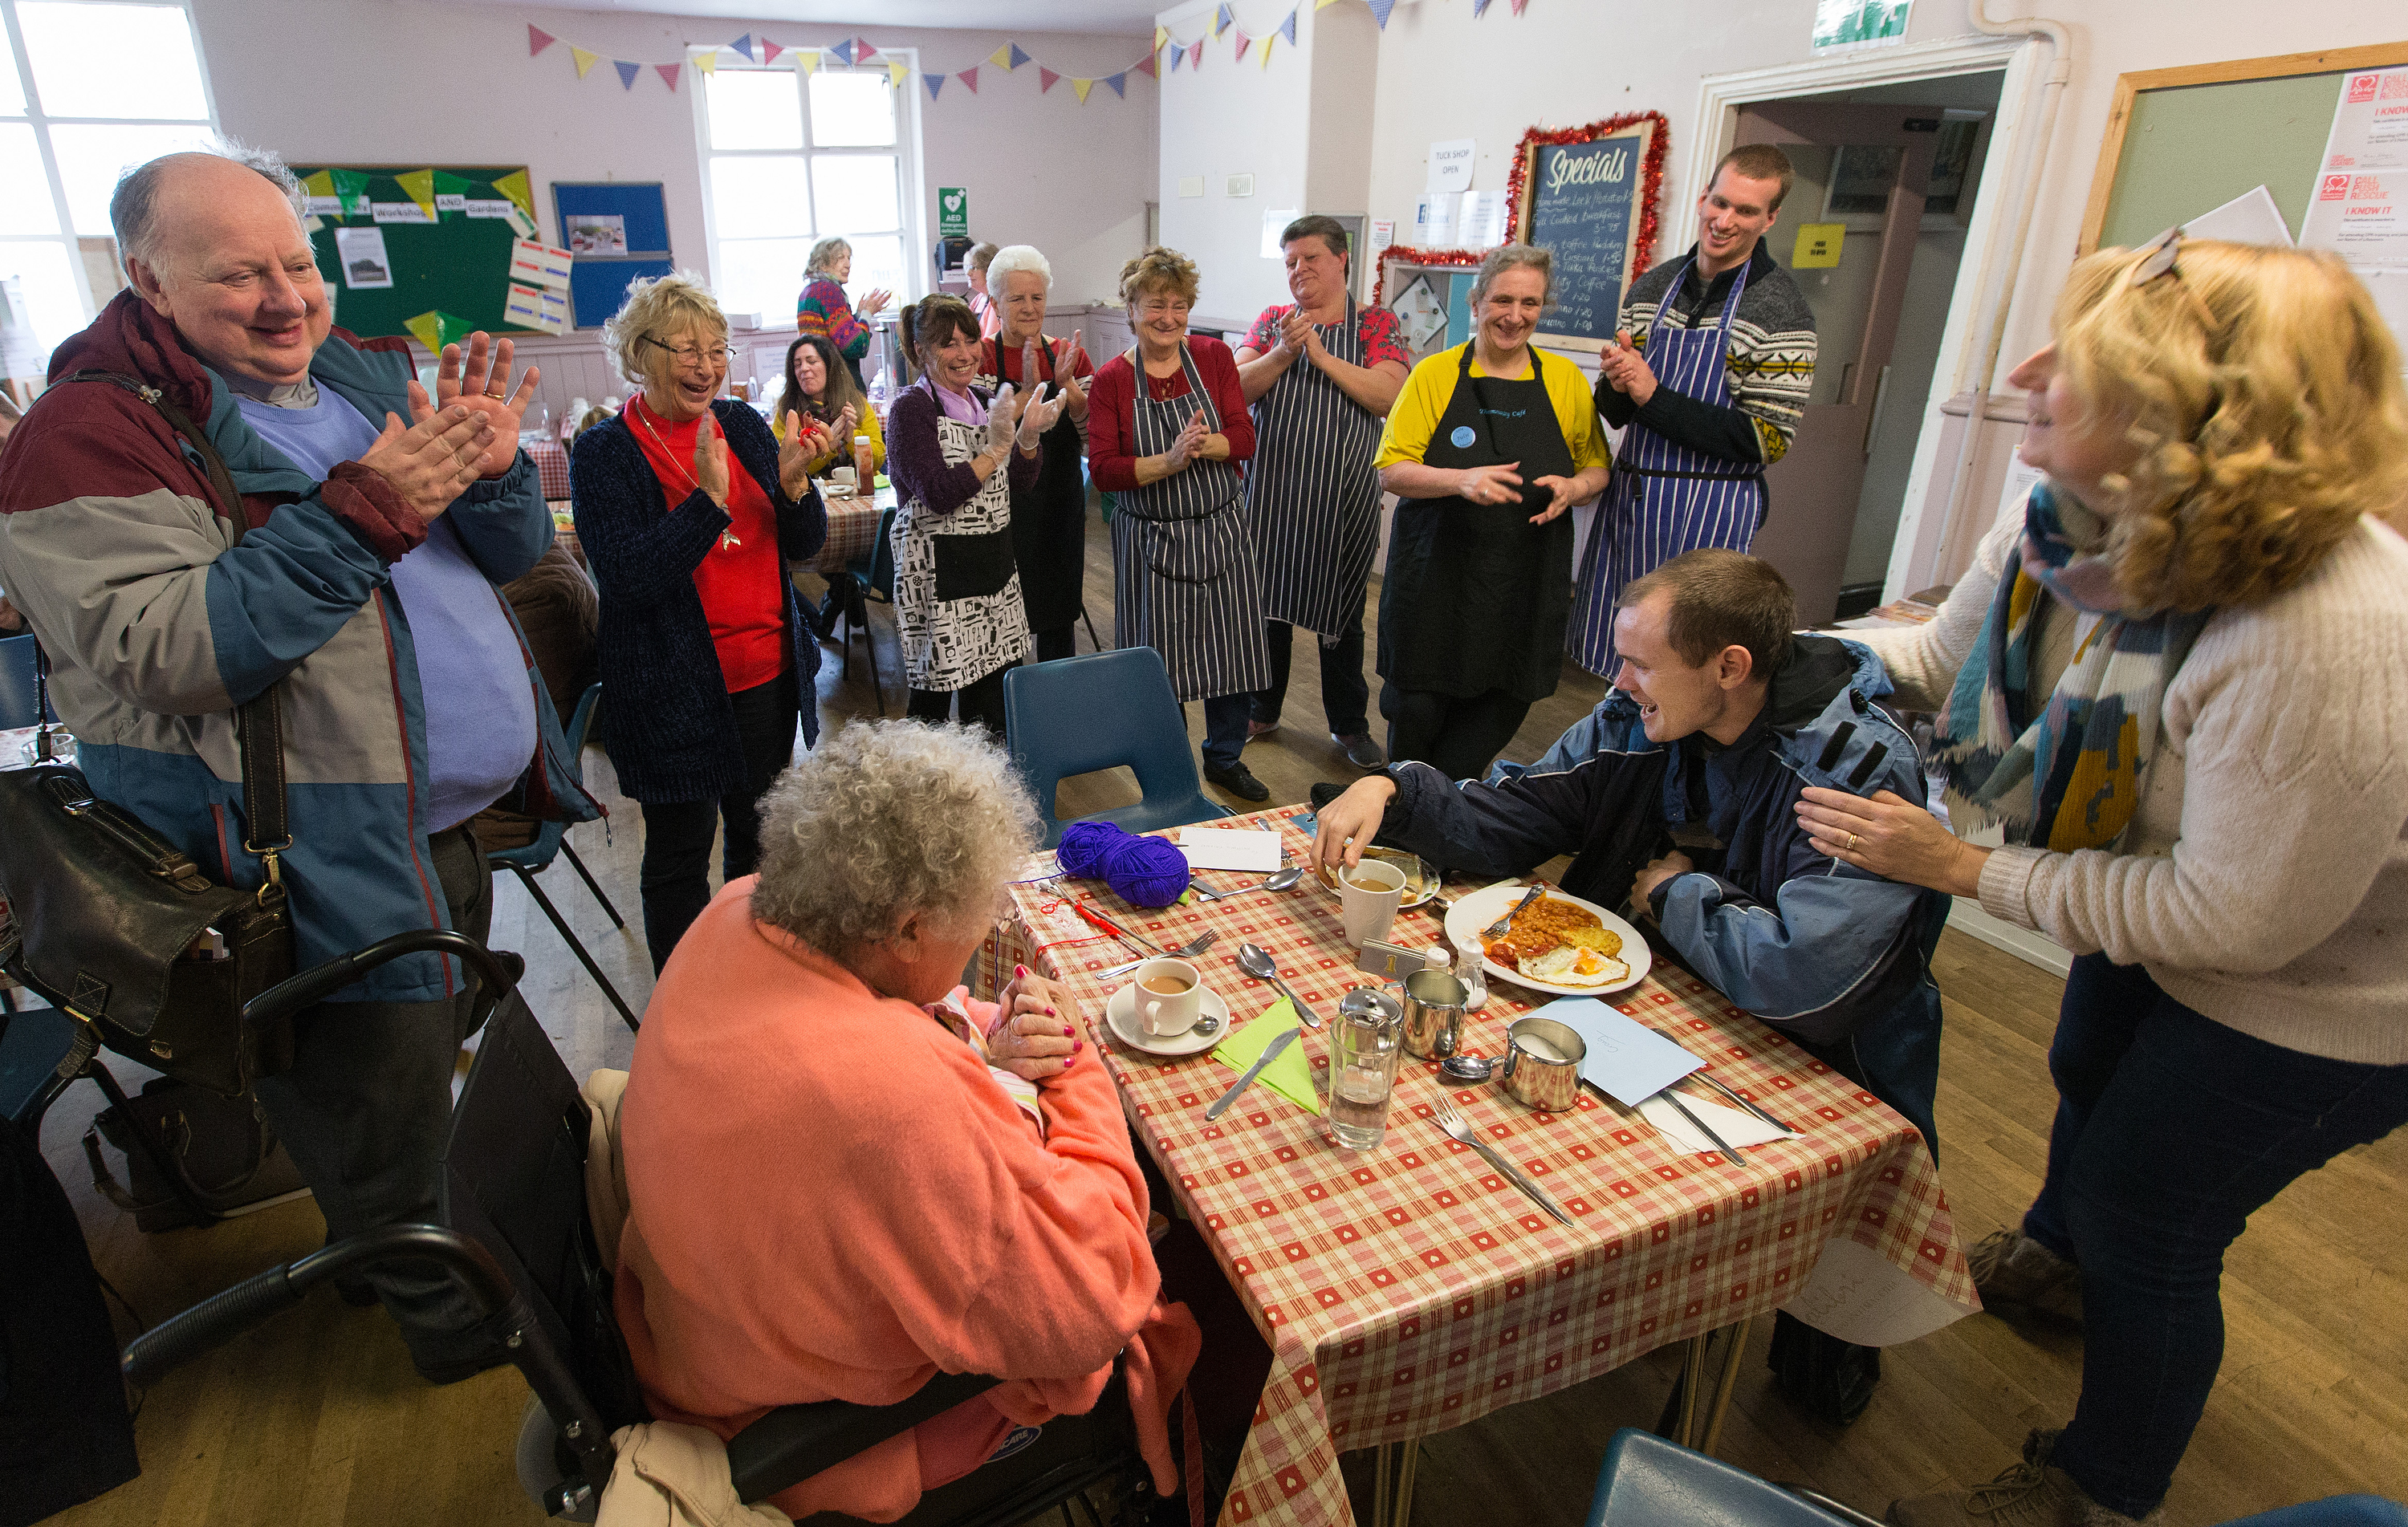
xmin=692 ymin=50 xmax=717 ymax=75
xmin=1233 ymin=30 xmax=1249 ymax=62
xmin=1106 ymin=71 xmax=1126 ymax=96
xmin=856 ymin=38 xmax=878 ymax=63
xmin=1282 ymin=9 xmax=1299 ymax=43
xmin=1367 ymin=0 xmax=1397 ymax=26
xmin=957 ymin=67 xmax=979 ymax=92
xmin=1009 ymin=43 xmax=1032 ymax=68
xmin=988 ymin=45 xmax=1012 ymax=68
xmin=393 ymin=168 xmax=437 ymax=221
xmin=828 ymin=39 xmax=854 ymax=65
xmin=1259 ymin=36 xmax=1275 ymax=67
xmin=1155 ymin=25 xmax=1169 ymax=52
xmin=925 ymin=73 xmax=944 ymax=100
xmin=1072 ymin=77 xmax=1094 ymax=103
xmin=886 ymin=60 xmax=908 ymax=88
xmin=1039 ymin=66 xmax=1060 ymax=92
xmin=730 ymin=32 xmax=753 ymax=61
xmin=1135 ymin=49 xmax=1158 ymax=79
xmin=1171 ymin=46 xmax=1185 ymax=71
xmin=1190 ymin=39 xmax=1204 ymax=69
xmin=1513 ymin=0 xmax=1531 ymax=11
xmin=1214 ymin=4 xmax=1235 ymax=36
xmin=570 ymin=45 xmax=601 ymax=79
xmin=527 ymin=24 xmax=555 ymax=55
xmin=614 ymin=59 xmax=641 ymax=89
xmin=760 ymin=39 xmax=783 ymax=64
xmin=656 ymin=62 xmax=681 ymax=91
xmin=1316 ymin=0 xmax=1343 ymax=7
xmin=492 ymin=169 xmax=535 ymax=222
xmin=797 ymin=50 xmax=820 ymax=75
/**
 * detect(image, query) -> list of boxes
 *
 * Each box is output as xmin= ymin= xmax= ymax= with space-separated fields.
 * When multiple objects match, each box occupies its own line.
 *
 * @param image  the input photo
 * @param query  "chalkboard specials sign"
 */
xmin=1508 ymin=112 xmax=1667 ymax=351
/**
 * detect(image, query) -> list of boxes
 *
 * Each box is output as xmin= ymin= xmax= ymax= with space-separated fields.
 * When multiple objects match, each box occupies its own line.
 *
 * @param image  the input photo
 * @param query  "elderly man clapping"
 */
xmin=0 ymin=147 xmax=596 ymax=1383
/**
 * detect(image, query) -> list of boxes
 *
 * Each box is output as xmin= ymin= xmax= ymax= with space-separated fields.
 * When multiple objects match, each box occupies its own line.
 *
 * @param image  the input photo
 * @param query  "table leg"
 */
xmin=1677 ymin=1335 xmax=1708 ymax=1448
xmin=1392 ymin=1440 xmax=1422 ymax=1527
xmin=1372 ymin=1441 xmax=1393 ymax=1527
xmin=1700 ymin=1316 xmax=1754 ymax=1456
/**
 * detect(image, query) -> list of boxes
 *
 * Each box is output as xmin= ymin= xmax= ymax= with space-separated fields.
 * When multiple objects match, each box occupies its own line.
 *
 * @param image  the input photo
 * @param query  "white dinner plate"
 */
xmin=1442 ymin=882 xmax=1650 ymax=998
xmin=1104 ymin=981 xmax=1228 ymax=1058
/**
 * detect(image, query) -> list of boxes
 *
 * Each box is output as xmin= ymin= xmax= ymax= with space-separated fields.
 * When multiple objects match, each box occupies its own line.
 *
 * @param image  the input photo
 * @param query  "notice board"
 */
xmin=1511 ymin=114 xmax=1664 ymax=351
xmin=551 ymin=181 xmax=673 ymax=331
xmin=296 ymin=164 xmax=540 ymax=345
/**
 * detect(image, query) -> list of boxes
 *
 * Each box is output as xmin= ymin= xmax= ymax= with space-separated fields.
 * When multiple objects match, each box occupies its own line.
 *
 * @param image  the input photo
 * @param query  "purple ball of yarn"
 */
xmin=1103 ymin=834 xmax=1191 ymax=908
xmin=1056 ymin=819 xmax=1128 ymax=878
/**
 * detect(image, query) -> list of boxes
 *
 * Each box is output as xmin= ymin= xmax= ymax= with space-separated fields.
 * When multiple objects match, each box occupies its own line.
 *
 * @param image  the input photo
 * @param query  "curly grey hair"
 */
xmin=600 ymin=270 xmax=728 ymax=388
xmin=1470 ymin=242 xmax=1556 ymax=308
xmin=111 ymin=142 xmax=305 ymax=269
xmin=751 ymin=720 xmax=1042 ymax=958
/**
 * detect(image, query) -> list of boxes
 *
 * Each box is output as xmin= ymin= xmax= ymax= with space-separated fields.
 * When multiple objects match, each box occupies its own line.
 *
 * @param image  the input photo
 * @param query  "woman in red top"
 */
xmin=574 ymin=274 xmax=833 ymax=970
xmin=1086 ymin=247 xmax=1270 ymax=801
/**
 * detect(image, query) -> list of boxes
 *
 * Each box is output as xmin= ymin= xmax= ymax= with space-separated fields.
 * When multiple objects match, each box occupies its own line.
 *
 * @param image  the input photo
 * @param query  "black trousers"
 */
xmin=252 ymin=822 xmax=494 ymax=1377
xmin=1380 ymin=683 xmax=1531 ymax=782
xmin=638 ymin=669 xmax=799 ymax=973
xmin=1255 ymin=619 xmax=1369 ymax=737
xmin=1031 ymin=625 xmax=1078 ymax=664
xmin=909 ymin=660 xmax=1014 ymax=738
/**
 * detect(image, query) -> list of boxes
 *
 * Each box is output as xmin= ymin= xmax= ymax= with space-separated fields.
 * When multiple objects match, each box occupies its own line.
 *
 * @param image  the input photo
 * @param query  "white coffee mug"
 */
xmin=829 ymin=465 xmax=859 ymax=494
xmin=1337 ymin=859 xmax=1407 ymax=948
xmin=1134 ymin=956 xmax=1202 ymax=1038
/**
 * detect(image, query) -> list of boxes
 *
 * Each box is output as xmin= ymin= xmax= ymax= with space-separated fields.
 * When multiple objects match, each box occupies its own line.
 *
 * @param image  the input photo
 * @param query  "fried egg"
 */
xmin=1519 ymin=943 xmax=1629 ymax=988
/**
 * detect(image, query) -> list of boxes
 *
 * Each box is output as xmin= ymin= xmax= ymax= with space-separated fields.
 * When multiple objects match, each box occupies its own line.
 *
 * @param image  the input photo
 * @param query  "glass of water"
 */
xmin=1328 ymin=988 xmax=1405 ymax=1151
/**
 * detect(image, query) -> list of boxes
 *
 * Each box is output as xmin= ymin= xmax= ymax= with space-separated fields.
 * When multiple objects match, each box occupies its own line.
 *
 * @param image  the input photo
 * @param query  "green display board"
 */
xmin=295 ymin=164 xmax=541 ymax=347
xmin=2096 ymin=73 xmax=2344 ymax=250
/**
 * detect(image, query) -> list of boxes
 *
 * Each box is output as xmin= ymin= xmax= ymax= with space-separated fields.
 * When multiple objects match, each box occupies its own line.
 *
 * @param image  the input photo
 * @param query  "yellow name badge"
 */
xmin=1792 ymin=223 xmax=1845 ymax=269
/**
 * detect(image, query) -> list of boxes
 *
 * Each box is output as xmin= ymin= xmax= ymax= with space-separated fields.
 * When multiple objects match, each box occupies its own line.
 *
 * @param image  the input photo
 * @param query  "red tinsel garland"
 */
xmin=1371 ymin=108 xmax=1670 ymax=310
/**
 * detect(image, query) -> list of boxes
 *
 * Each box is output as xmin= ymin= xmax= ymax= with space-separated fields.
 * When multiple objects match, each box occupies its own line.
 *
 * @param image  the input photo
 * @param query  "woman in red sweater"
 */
xmin=1086 ymin=246 xmax=1271 ymax=801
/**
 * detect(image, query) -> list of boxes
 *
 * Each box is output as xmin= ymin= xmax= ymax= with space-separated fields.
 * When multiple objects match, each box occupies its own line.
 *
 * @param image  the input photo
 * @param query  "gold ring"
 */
xmin=483 ymin=388 xmax=507 ymax=399
xmin=1847 ymin=833 xmax=1861 ymax=852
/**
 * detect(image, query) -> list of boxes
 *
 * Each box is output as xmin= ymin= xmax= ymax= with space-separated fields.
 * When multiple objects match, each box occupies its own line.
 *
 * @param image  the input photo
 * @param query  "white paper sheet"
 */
xmin=1177 ymin=826 xmax=1283 ymax=872
xmin=333 ymin=226 xmax=393 ymax=290
xmin=2183 ymin=184 xmax=2293 ymax=247
xmin=510 ymin=238 xmax=575 ymax=293
xmin=1637 ymin=1091 xmax=1801 ymax=1155
xmin=1459 ymin=189 xmax=1508 ymax=249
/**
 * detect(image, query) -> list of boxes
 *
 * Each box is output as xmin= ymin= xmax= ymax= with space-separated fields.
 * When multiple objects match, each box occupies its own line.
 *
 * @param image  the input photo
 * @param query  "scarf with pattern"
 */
xmin=1933 ymin=481 xmax=2211 ymax=852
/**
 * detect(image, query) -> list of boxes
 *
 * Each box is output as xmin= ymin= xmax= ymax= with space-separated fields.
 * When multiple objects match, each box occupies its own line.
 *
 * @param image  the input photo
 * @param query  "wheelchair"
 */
xmin=114 ymin=928 xmax=1153 ymax=1526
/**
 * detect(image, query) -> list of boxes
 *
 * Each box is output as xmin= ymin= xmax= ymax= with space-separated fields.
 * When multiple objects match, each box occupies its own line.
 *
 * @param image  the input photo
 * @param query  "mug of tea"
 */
xmin=1337 ymin=859 xmax=1406 ymax=948
xmin=1135 ymin=957 xmax=1202 ymax=1038
xmin=828 ymin=465 xmax=859 ymax=495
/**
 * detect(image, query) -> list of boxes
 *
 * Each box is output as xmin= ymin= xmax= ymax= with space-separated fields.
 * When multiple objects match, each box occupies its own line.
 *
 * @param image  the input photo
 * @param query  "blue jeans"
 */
xmin=2028 ymin=954 xmax=2408 ymax=1516
xmin=1198 ymin=692 xmax=1255 ymax=774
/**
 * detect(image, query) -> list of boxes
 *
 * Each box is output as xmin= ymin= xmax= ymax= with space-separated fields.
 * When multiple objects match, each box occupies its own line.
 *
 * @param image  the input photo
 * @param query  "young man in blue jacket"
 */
xmin=1311 ymin=548 xmax=1947 ymax=1420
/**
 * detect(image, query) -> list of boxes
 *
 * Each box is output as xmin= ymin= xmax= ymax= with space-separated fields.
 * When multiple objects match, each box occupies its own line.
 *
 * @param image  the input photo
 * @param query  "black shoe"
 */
xmin=1332 ymin=733 xmax=1385 ymax=770
xmin=1203 ymin=761 xmax=1269 ymax=802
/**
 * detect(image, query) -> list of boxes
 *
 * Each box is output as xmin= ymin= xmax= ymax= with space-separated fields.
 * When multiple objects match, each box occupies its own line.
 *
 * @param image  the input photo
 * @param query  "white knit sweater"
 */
xmin=1853 ymin=507 xmax=2408 ymax=1065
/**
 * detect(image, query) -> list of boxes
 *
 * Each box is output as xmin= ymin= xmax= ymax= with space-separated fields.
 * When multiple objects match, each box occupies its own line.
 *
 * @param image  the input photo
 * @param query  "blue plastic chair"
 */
xmin=1584 ymin=1429 xmax=1882 ymax=1526
xmin=1002 ymin=648 xmax=1232 ymax=850
xmin=486 ymin=682 xmax=639 ymax=1032
xmin=2221 ymin=1500 xmax=2408 ymax=1527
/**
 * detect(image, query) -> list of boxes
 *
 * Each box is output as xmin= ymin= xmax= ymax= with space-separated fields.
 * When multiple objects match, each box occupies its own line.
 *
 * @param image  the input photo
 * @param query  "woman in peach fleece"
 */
xmin=614 ymin=719 xmax=1193 ymax=1522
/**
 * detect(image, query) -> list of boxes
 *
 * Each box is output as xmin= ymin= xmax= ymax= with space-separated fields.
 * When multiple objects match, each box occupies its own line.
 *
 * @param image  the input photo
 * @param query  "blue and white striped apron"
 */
xmin=1246 ymin=297 xmax=1383 ymax=637
xmin=1567 ymin=255 xmax=1767 ymax=676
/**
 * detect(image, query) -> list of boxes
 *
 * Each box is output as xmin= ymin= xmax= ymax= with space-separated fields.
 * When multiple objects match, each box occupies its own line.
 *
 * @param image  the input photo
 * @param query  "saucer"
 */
xmin=1105 ymin=982 xmax=1227 ymax=1058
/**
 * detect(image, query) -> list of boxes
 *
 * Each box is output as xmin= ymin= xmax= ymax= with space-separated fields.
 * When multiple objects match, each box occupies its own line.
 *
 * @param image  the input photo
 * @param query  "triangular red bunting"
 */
xmin=527 ymin=24 xmax=555 ymax=56
xmin=856 ymin=37 xmax=877 ymax=63
xmin=1233 ymin=30 xmax=1249 ymax=63
xmin=1512 ymin=0 xmax=1530 ymax=11
xmin=1135 ymin=51 xmax=1158 ymax=79
xmin=656 ymin=63 xmax=681 ymax=91
xmin=956 ymin=67 xmax=979 ymax=93
xmin=761 ymin=39 xmax=784 ymax=64
xmin=1190 ymin=40 xmax=1204 ymax=69
xmin=1039 ymin=67 xmax=1060 ymax=92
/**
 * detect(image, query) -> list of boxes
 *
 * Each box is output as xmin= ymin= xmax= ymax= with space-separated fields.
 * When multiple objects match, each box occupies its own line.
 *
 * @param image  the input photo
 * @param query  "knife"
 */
xmin=1461 ymin=1135 xmax=1576 ymax=1227
xmin=1205 ymin=1026 xmax=1302 ymax=1119
xmin=1659 ymin=1087 xmax=1747 ymax=1163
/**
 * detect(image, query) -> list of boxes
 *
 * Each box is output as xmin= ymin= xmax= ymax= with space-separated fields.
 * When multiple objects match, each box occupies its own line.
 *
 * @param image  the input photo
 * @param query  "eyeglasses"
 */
xmin=642 ymin=336 xmax=736 ymax=368
xmin=2129 ymin=226 xmax=2183 ymax=286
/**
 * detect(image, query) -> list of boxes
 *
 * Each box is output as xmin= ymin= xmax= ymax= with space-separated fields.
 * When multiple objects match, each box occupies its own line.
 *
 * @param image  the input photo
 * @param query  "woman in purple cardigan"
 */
xmin=883 ymin=295 xmax=1068 ymax=734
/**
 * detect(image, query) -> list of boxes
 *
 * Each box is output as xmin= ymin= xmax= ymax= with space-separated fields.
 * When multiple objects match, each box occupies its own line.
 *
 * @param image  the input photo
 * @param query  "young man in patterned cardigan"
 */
xmin=1570 ymin=144 xmax=1819 ymax=677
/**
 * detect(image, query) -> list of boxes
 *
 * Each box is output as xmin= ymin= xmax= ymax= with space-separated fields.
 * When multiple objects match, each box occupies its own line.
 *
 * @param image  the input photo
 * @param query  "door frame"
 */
xmin=1678 ymin=34 xmax=2039 ymax=601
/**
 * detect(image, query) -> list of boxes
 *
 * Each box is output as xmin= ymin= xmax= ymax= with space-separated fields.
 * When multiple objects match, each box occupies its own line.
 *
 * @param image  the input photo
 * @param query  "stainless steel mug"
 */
xmin=1401 ymin=969 xmax=1467 ymax=1060
xmin=1499 ymin=1016 xmax=1587 ymax=1111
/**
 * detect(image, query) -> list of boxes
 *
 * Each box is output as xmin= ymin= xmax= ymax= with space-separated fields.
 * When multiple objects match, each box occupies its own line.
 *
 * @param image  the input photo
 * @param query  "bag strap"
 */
xmin=60 ymin=369 xmax=292 ymax=891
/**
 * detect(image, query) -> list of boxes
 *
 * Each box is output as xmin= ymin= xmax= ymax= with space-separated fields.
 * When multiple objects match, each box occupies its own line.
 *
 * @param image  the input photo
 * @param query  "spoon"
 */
xmin=1236 ymin=942 xmax=1323 ymax=1030
xmin=1191 ymin=864 xmax=1307 ymax=903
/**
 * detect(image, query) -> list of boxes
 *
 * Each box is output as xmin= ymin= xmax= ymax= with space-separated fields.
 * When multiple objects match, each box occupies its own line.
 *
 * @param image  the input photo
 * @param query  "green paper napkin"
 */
xmin=1210 ymin=997 xmax=1320 ymax=1116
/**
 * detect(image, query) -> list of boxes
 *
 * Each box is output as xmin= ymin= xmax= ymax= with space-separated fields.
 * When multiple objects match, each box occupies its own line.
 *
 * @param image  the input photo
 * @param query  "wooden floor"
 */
xmin=33 ymin=512 xmax=2408 ymax=1525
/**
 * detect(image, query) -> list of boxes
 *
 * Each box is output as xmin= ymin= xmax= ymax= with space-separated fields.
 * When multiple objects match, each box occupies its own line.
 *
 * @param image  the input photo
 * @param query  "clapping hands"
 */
xmin=778 ymin=412 xmax=834 ymax=497
xmin=1015 ymin=384 xmax=1067 ymax=448
xmin=1164 ymin=410 xmax=1209 ymax=471
xmin=1599 ymin=330 xmax=1657 ymax=406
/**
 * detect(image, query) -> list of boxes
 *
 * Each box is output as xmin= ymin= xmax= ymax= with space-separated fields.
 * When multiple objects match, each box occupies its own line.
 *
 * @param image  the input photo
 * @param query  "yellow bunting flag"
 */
xmin=1260 ymin=36 xmax=1275 ymax=66
xmin=693 ymin=51 xmax=717 ymax=75
xmin=1155 ymin=25 xmax=1168 ymax=51
xmin=1072 ymin=77 xmax=1094 ymax=103
xmin=299 ymin=169 xmax=335 ymax=201
xmin=570 ymin=45 xmax=601 ymax=78
xmin=797 ymin=50 xmax=820 ymax=74
xmin=989 ymin=45 xmax=1012 ymax=69
xmin=394 ymin=168 xmax=437 ymax=222
xmin=887 ymin=59 xmax=908 ymax=88
xmin=1316 ymin=0 xmax=1343 ymax=7
xmin=490 ymin=169 xmax=536 ymax=223
xmin=404 ymin=310 xmax=476 ymax=355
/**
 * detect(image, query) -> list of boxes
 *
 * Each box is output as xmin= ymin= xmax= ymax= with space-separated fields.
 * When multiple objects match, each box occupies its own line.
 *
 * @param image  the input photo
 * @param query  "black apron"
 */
xmin=1377 ymin=344 xmax=1578 ymax=703
xmin=990 ymin=339 xmax=1089 ymax=634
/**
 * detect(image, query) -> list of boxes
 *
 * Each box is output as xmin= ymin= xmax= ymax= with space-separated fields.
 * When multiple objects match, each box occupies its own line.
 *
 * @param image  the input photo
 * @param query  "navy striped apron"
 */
xmin=1108 ymin=345 xmax=1272 ymax=702
xmin=1567 ymin=255 xmax=1767 ymax=676
xmin=1245 ymin=297 xmax=1383 ymax=636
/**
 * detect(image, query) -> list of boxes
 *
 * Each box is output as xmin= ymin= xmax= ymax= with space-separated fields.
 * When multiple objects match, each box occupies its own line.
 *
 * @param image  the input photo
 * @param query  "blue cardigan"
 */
xmin=570 ymin=400 xmax=827 ymax=802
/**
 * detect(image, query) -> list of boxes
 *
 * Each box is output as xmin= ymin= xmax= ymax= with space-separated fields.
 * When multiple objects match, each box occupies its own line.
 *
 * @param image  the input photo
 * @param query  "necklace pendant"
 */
xmin=719 ymin=530 xmax=742 ymax=551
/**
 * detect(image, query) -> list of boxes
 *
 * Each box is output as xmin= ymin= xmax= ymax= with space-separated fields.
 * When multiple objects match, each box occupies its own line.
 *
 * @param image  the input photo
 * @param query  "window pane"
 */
xmin=811 ymin=154 xmax=898 ymax=238
xmin=0 ymin=46 xmax=23 ymax=116
xmin=809 ymin=71 xmax=896 ymax=148
xmin=52 ymin=123 xmax=218 ymax=235
xmin=825 ymin=234 xmax=905 ymax=308
xmin=0 ymin=126 xmax=61 ymax=234
xmin=712 ymin=238 xmax=814 ymax=329
xmin=706 ymin=68 xmax=803 ymax=151
xmin=19 ymin=3 xmax=209 ymax=120
xmin=708 ymin=155 xmax=811 ymax=240
xmin=0 ymin=240 xmax=87 ymax=372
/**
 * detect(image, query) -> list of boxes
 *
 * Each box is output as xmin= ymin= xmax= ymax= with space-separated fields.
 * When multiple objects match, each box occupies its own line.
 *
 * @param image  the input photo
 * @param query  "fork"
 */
xmin=1430 ymin=1090 xmax=1576 ymax=1228
xmin=1097 ymin=929 xmax=1217 ymax=979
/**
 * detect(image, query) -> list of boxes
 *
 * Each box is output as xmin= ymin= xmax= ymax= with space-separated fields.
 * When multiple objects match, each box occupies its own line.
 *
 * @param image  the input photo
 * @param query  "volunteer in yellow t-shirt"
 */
xmin=1372 ymin=245 xmax=1611 ymax=781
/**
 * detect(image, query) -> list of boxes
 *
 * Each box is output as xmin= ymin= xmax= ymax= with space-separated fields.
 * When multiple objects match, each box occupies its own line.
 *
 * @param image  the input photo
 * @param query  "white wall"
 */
xmin=1156 ymin=0 xmax=1316 ymax=325
xmin=189 ymin=0 xmax=1157 ymax=310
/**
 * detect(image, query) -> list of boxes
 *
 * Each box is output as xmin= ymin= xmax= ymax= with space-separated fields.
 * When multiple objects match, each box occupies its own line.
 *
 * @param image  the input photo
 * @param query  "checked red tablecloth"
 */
xmin=979 ymin=810 xmax=1977 ymax=1527
xmin=795 ymin=490 xmax=887 ymax=576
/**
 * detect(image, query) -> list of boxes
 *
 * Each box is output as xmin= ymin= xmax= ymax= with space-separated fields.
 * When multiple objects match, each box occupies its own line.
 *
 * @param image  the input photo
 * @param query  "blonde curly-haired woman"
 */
xmin=1804 ymin=238 xmax=2408 ymax=1525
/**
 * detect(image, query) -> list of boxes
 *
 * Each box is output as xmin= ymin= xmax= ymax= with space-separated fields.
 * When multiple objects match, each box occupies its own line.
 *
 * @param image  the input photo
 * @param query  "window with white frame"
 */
xmin=0 ymin=0 xmax=218 ymax=383
xmin=699 ymin=55 xmax=917 ymax=333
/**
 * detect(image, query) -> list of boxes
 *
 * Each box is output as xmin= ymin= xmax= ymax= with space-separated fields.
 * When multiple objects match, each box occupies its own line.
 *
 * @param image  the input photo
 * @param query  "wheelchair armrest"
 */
xmin=244 ymin=928 xmax=522 ymax=1032
xmin=725 ymin=1370 xmax=1004 ymax=1505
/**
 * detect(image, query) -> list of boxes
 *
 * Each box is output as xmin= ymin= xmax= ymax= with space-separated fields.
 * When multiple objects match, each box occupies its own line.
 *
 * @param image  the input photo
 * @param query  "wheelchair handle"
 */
xmin=244 ymin=928 xmax=521 ymax=1031
xmin=121 ymin=1223 xmax=514 ymax=1387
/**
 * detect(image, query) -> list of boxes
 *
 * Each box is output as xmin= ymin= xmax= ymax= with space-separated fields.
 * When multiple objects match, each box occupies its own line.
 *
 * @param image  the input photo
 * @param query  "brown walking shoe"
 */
xmin=1967 ymin=1228 xmax=2084 ymax=1324
xmin=1889 ymin=1430 xmax=2160 ymax=1527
